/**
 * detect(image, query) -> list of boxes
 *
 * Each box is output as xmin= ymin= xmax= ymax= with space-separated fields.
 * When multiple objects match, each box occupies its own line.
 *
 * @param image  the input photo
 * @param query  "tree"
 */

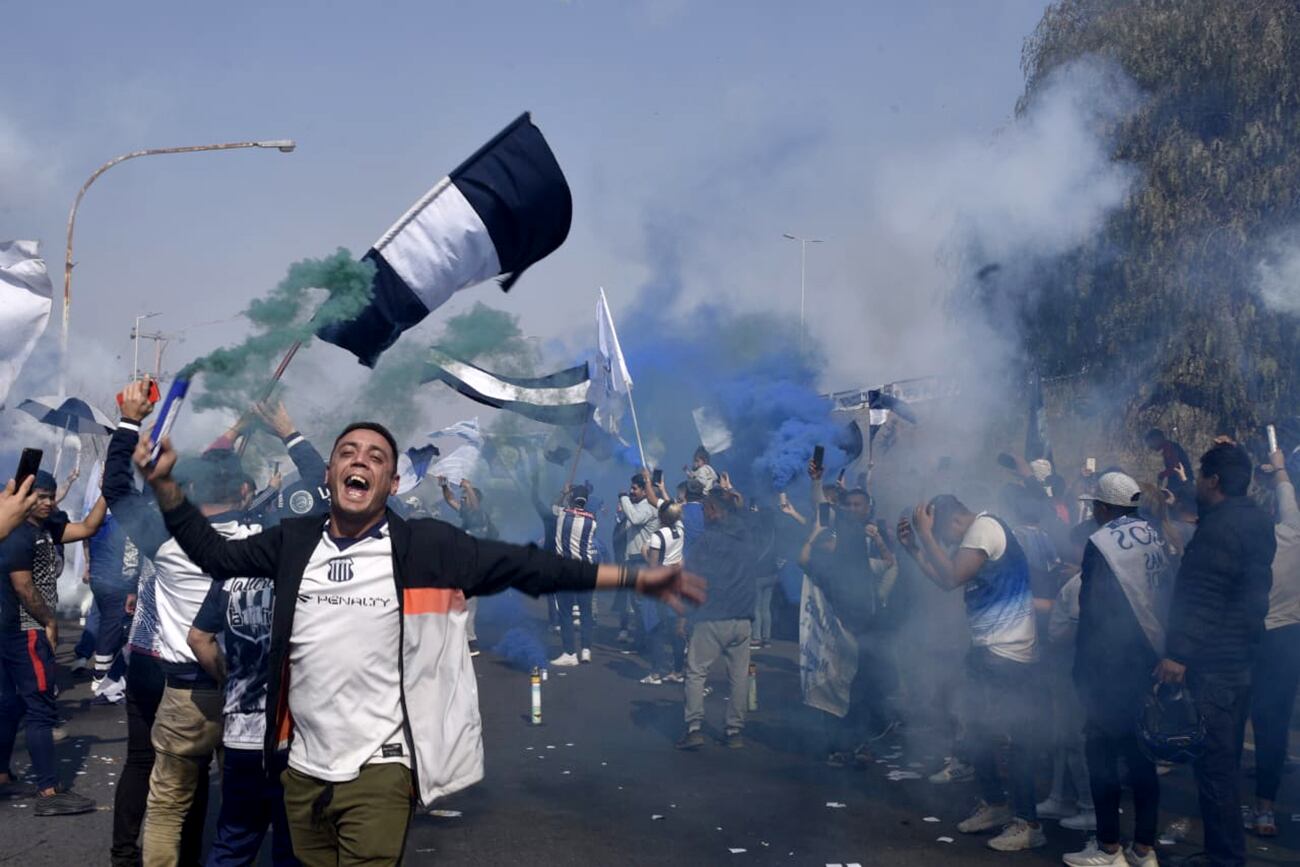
xmin=1012 ymin=0 xmax=1300 ymax=454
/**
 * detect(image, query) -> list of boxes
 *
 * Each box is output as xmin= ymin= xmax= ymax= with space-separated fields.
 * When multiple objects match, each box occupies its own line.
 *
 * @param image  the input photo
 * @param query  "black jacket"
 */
xmin=160 ymin=497 xmax=598 ymax=797
xmin=1166 ymin=496 xmax=1276 ymax=675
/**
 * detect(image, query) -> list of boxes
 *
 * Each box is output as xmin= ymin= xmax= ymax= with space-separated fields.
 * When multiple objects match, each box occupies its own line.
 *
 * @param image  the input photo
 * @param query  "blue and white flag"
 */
xmin=396 ymin=444 xmax=440 ymax=495
xmin=319 ymin=113 xmax=572 ymax=367
xmin=0 ymin=241 xmax=54 ymax=407
xmin=424 ymin=348 xmax=591 ymax=427
xmin=430 ymin=418 xmax=484 ymax=448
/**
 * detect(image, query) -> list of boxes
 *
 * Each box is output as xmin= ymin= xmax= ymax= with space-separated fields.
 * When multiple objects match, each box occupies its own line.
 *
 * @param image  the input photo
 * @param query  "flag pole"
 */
xmin=235 ymin=338 xmax=303 ymax=457
xmin=627 ymin=388 xmax=649 ymax=472
xmin=565 ymin=418 xmax=589 ymax=490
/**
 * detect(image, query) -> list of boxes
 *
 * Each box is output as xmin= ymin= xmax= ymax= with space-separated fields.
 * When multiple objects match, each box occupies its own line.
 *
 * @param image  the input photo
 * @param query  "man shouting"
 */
xmin=134 ymin=421 xmax=703 ymax=866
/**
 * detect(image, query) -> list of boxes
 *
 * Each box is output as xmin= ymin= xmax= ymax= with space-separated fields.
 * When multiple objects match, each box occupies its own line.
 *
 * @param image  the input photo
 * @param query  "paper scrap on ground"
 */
xmin=429 ymin=810 xmax=462 ymax=818
xmin=923 ymin=817 xmax=940 ymax=823
xmin=729 ymin=849 xmax=747 ymax=854
xmin=887 ymin=770 xmax=922 ymax=781
xmin=652 ymin=814 xmax=664 ymax=820
xmin=826 ymin=802 xmax=847 ymax=808
xmin=937 ymin=837 xmax=954 ymax=843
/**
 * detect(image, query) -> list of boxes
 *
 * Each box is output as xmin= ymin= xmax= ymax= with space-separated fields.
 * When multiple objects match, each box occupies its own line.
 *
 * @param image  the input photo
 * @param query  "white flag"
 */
xmin=590 ymin=287 xmax=632 ymax=434
xmin=692 ymin=406 xmax=733 ymax=455
xmin=429 ymin=417 xmax=483 ymax=448
xmin=0 ymin=241 xmax=54 ymax=407
xmin=430 ymin=444 xmax=481 ymax=487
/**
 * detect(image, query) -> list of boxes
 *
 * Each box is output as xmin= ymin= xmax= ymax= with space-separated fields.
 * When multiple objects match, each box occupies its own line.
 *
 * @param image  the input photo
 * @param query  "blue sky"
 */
xmin=0 ymin=0 xmax=1051 ymax=416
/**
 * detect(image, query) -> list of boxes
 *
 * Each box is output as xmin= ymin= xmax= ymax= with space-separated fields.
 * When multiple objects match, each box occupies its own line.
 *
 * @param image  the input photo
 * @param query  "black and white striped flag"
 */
xmin=422 ymin=348 xmax=591 ymax=426
xmin=320 ymin=113 xmax=572 ymax=367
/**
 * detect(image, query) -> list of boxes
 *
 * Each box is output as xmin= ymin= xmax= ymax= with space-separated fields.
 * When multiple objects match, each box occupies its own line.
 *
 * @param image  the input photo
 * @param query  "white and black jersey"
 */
xmin=646 ymin=521 xmax=684 ymax=566
xmin=552 ymin=506 xmax=599 ymax=564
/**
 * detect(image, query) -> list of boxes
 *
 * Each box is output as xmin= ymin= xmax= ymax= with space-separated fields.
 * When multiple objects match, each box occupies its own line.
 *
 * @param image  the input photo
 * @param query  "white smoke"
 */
xmin=1256 ymin=227 xmax=1300 ymax=315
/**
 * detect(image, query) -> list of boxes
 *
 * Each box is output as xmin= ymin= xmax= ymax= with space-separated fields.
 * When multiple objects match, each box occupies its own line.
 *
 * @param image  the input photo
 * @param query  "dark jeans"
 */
xmin=1084 ymin=724 xmax=1159 ymax=847
xmin=1251 ymin=625 xmax=1300 ymax=802
xmin=0 ymin=630 xmax=58 ymax=790
xmin=829 ymin=632 xmax=900 ymax=753
xmin=647 ymin=605 xmax=685 ymax=676
xmin=208 ymin=747 xmax=298 ymax=866
xmin=1191 ymin=671 xmax=1251 ymax=867
xmin=966 ymin=647 xmax=1040 ymax=822
xmin=111 ymin=652 xmax=209 ymax=867
xmin=91 ymin=582 xmax=132 ymax=677
xmin=557 ymin=591 xmax=593 ymax=654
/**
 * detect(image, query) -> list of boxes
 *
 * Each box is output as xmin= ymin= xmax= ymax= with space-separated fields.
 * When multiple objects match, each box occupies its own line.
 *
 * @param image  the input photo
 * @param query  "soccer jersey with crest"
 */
xmin=288 ymin=521 xmax=409 ymax=781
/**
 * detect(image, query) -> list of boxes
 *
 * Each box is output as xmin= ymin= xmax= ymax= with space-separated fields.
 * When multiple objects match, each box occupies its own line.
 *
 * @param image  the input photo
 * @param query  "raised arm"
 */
xmin=136 ymin=435 xmax=282 ymax=580
xmin=61 ymin=495 xmax=108 ymax=543
xmin=910 ymin=503 xmax=986 ymax=591
xmin=439 ymin=478 xmax=462 ymax=511
xmin=0 ymin=477 xmax=37 ymax=541
xmin=105 ymin=382 xmax=171 ymax=558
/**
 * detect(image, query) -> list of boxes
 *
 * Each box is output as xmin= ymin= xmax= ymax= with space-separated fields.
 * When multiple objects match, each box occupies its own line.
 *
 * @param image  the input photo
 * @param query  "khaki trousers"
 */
xmin=282 ymin=763 xmax=414 ymax=866
xmin=141 ymin=684 xmax=224 ymax=867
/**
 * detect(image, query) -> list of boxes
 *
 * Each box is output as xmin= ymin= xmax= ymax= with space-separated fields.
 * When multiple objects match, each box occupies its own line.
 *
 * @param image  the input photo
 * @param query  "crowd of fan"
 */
xmin=0 ymin=374 xmax=1295 ymax=867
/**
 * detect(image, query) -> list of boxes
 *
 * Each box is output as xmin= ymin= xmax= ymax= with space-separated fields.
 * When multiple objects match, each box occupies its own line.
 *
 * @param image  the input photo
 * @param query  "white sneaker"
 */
xmin=1061 ymin=810 xmax=1098 ymax=831
xmin=1123 ymin=844 xmax=1158 ymax=867
xmin=987 ymin=818 xmax=1046 ymax=851
xmin=550 ymin=652 xmax=579 ymax=667
xmin=930 ymin=757 xmax=976 ymax=784
xmin=1036 ymin=795 xmax=1079 ymax=819
xmin=579 ymin=648 xmax=592 ymax=664
xmin=958 ymin=800 xmax=1014 ymax=833
xmin=1063 ymin=839 xmax=1125 ymax=866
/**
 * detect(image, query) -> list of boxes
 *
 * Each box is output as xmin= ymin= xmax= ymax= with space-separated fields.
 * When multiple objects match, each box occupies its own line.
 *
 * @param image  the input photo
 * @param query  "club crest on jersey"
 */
xmin=327 ymin=558 xmax=355 ymax=583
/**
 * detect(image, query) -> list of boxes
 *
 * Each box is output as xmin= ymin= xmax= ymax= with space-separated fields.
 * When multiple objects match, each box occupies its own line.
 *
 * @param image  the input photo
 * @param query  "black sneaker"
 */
xmin=468 ymin=640 xmax=481 ymax=658
xmin=675 ymin=730 xmax=705 ymax=751
xmin=35 ymin=790 xmax=96 ymax=816
xmin=725 ymin=732 xmax=745 ymax=749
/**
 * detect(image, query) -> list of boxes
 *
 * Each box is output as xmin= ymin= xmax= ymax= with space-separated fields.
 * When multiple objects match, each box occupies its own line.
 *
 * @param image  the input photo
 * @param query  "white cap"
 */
xmin=1078 ymin=471 xmax=1142 ymax=508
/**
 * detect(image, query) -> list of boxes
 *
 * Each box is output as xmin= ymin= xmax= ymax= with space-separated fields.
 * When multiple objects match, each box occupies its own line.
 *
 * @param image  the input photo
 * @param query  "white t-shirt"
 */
xmin=960 ymin=513 xmax=1037 ymax=663
xmin=646 ymin=522 xmax=684 ymax=566
xmin=287 ymin=524 xmax=409 ymax=782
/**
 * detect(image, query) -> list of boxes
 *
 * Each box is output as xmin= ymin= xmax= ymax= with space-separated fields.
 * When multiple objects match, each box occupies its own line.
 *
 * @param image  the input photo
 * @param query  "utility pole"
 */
xmin=133 ymin=329 xmax=175 ymax=380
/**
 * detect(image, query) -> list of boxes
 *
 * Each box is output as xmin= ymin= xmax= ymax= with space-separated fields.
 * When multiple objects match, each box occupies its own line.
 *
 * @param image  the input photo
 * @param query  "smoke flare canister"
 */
xmin=530 ymin=668 xmax=542 ymax=725
xmin=747 ymin=662 xmax=758 ymax=712
xmin=1267 ymin=424 xmax=1278 ymax=455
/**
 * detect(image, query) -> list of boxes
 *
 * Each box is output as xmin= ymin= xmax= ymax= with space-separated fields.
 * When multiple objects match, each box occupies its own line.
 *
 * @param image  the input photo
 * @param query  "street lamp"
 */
xmin=61 ymin=139 xmax=296 ymax=396
xmin=130 ymin=312 xmax=162 ymax=380
xmin=782 ymin=233 xmax=823 ymax=353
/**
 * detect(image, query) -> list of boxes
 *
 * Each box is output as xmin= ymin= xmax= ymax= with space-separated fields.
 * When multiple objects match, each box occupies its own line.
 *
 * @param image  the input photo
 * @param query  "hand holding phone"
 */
xmin=15 ymin=448 xmax=42 ymax=490
xmin=652 ymin=468 xmax=664 ymax=486
xmin=812 ymin=445 xmax=825 ymax=471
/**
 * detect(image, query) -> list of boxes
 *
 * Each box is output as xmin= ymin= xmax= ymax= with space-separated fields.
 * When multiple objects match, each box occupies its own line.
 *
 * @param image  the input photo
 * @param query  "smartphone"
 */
xmin=15 ymin=448 xmax=42 ymax=489
xmin=1085 ymin=457 xmax=1096 ymax=474
xmin=652 ymin=468 xmax=663 ymax=486
xmin=818 ymin=502 xmax=832 ymax=525
xmin=778 ymin=491 xmax=789 ymax=506
xmin=812 ymin=445 xmax=825 ymax=470
xmin=115 ymin=378 xmax=160 ymax=409
xmin=837 ymin=468 xmax=846 ymax=483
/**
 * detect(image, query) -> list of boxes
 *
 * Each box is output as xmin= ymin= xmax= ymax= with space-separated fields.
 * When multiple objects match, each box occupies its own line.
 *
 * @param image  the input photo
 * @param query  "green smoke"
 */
xmin=437 ymin=301 xmax=535 ymax=372
xmin=185 ymin=249 xmax=374 ymax=412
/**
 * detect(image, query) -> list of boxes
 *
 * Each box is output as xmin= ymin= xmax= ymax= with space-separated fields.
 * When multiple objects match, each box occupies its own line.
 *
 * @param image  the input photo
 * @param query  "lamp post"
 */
xmin=131 ymin=311 xmax=162 ymax=380
xmin=782 ymin=233 xmax=823 ymax=353
xmin=61 ymin=139 xmax=297 ymax=396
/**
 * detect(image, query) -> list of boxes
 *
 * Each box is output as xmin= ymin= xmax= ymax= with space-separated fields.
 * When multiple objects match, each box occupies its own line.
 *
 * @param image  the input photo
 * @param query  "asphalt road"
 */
xmin=3 ymin=598 xmax=1299 ymax=866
